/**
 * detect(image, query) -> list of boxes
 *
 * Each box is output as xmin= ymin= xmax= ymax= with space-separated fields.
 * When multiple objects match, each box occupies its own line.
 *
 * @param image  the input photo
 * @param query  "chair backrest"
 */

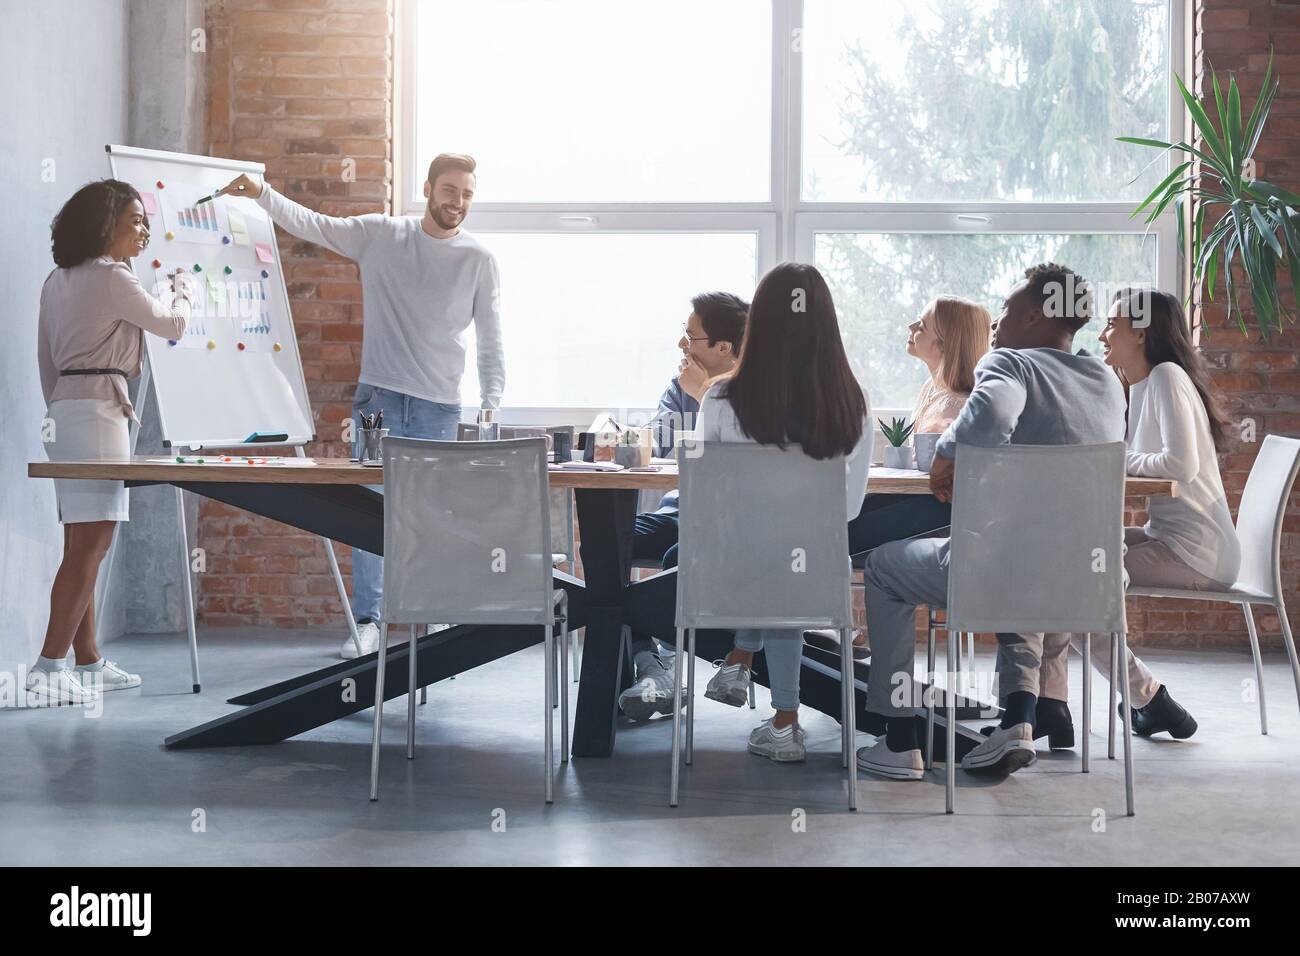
xmin=382 ymin=437 xmax=554 ymax=626
xmin=947 ymin=442 xmax=1127 ymax=635
xmin=1234 ymin=434 xmax=1300 ymax=598
xmin=676 ymin=442 xmax=851 ymax=630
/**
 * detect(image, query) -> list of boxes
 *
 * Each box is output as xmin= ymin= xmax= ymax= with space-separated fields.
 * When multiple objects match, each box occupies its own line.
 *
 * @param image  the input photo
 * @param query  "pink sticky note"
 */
xmin=140 ymin=191 xmax=158 ymax=215
xmin=254 ymin=243 xmax=274 ymax=264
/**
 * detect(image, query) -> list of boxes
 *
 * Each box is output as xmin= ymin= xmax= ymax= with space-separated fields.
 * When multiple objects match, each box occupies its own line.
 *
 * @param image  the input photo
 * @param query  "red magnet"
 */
xmin=237 ymin=342 xmax=246 ymax=351
xmin=156 ymin=180 xmax=165 ymax=189
xmin=152 ymin=259 xmax=161 ymax=268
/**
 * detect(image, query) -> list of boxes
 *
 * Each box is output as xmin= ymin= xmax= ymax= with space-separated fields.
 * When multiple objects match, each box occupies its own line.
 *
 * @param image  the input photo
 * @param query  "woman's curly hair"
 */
xmin=50 ymin=179 xmax=147 ymax=268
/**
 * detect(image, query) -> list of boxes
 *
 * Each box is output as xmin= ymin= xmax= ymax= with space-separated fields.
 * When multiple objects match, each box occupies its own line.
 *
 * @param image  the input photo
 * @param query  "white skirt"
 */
xmin=44 ymin=399 xmax=130 ymax=523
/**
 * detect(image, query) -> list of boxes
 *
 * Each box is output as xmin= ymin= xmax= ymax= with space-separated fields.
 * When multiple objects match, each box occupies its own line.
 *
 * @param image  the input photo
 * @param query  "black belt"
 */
xmin=59 ymin=368 xmax=127 ymax=378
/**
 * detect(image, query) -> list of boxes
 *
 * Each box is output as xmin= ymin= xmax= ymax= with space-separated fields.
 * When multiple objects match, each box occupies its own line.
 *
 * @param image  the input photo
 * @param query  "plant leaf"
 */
xmin=1250 ymin=203 xmax=1284 ymax=257
xmin=1175 ymin=71 xmax=1231 ymax=174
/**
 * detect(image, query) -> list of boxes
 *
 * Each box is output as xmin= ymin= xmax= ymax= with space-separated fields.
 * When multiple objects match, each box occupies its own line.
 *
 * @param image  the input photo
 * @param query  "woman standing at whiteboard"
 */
xmin=30 ymin=180 xmax=193 ymax=707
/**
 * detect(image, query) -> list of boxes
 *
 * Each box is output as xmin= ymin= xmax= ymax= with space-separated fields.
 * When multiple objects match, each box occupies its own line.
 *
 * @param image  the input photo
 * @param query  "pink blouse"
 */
xmin=38 ymin=257 xmax=190 ymax=421
xmin=912 ymin=377 xmax=968 ymax=434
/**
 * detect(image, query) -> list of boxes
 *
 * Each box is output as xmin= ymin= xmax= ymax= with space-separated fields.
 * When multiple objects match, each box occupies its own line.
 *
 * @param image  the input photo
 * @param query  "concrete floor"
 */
xmin=1 ymin=627 xmax=1297 ymax=866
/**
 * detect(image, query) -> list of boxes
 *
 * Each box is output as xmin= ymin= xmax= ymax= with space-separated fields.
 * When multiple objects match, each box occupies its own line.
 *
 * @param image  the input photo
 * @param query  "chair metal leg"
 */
xmin=1107 ymin=635 xmax=1118 ymax=759
xmin=1241 ymin=603 xmax=1267 ymax=735
xmin=748 ymin=676 xmax=756 ymax=709
xmin=571 ymin=628 xmax=581 ymax=682
xmin=368 ymin=621 xmax=391 ymax=801
xmin=1081 ymin=630 xmax=1091 ymax=773
xmin=551 ymin=631 xmax=560 ymax=709
xmin=544 ymin=624 xmax=554 ymax=804
xmin=670 ymin=626 xmax=686 ymax=807
xmin=685 ymin=628 xmax=696 ymax=766
xmin=966 ymin=631 xmax=975 ymax=669
xmin=1274 ymin=597 xmax=1300 ymax=722
xmin=840 ymin=639 xmax=850 ymax=769
xmin=407 ymin=624 xmax=418 ymax=760
xmin=945 ymin=630 xmax=957 ymax=814
xmin=420 ymin=685 xmax=428 ymax=705
xmin=1116 ymin=631 xmax=1135 ymax=817
xmin=842 ymin=627 xmax=857 ymax=811
xmin=559 ymin=607 xmax=570 ymax=764
xmin=925 ymin=612 xmax=936 ymax=771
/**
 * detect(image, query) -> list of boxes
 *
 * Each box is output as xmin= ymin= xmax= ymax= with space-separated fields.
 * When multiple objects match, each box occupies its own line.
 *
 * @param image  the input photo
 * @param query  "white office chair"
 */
xmin=1125 ymin=434 xmax=1300 ymax=736
xmin=458 ymin=422 xmax=581 ymax=684
xmin=370 ymin=437 xmax=570 ymax=803
xmin=671 ymin=442 xmax=858 ymax=810
xmin=939 ymin=442 xmax=1134 ymax=816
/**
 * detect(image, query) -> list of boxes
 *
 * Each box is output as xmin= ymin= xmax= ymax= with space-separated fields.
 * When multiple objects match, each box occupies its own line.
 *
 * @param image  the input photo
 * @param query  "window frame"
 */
xmin=395 ymin=0 xmax=1187 ymax=420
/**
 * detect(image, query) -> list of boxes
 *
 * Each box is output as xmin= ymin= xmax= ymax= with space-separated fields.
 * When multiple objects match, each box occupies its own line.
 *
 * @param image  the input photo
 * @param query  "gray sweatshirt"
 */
xmin=936 ymin=347 xmax=1126 ymax=458
xmin=255 ymin=185 xmax=504 ymax=409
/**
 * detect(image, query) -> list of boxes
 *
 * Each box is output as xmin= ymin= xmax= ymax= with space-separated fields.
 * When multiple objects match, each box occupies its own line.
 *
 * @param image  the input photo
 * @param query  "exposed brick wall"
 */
xmin=199 ymin=0 xmax=392 ymax=627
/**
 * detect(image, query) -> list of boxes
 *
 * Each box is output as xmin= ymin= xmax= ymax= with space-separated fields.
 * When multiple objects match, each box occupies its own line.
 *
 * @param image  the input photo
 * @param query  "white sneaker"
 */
xmin=26 ymin=668 xmax=100 ymax=707
xmin=74 ymin=659 xmax=141 ymax=692
xmin=855 ymin=738 xmax=924 ymax=780
xmin=704 ymin=660 xmax=752 ymax=707
xmin=341 ymin=621 xmax=382 ymax=660
xmin=961 ymin=722 xmax=1037 ymax=774
xmin=747 ymin=718 xmax=806 ymax=762
xmin=618 ymin=657 xmax=683 ymax=721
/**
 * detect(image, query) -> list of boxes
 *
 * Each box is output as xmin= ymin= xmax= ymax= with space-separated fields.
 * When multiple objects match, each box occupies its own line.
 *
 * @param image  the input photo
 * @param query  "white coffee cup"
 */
xmin=913 ymin=432 xmax=941 ymax=473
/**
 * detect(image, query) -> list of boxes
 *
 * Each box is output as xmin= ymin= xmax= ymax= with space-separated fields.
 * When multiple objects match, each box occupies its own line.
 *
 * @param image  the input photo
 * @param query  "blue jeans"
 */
xmin=351 ymin=384 xmax=462 ymax=622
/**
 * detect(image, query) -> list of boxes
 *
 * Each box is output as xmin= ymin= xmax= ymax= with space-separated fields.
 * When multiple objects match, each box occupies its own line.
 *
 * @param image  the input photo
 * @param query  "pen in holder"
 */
xmin=358 ymin=427 xmax=389 ymax=463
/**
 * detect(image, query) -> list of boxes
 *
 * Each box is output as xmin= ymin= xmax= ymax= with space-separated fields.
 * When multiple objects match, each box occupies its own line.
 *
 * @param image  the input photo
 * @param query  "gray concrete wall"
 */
xmin=0 ymin=0 xmax=208 ymax=678
xmin=0 ymin=0 xmax=131 ymax=675
xmin=114 ymin=0 xmax=209 ymax=639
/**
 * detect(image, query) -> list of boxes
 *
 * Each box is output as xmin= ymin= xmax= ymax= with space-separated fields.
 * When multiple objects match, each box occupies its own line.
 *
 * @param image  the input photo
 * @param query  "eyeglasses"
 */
xmin=681 ymin=325 xmax=710 ymax=343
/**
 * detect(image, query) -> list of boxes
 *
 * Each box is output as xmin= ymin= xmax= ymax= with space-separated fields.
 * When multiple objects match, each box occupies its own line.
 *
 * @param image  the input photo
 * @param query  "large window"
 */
xmin=400 ymin=0 xmax=1183 ymax=413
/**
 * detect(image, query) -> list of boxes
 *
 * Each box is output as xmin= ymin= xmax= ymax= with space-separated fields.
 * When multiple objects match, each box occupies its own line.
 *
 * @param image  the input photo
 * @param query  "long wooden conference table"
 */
xmin=29 ymin=456 xmax=1174 ymax=760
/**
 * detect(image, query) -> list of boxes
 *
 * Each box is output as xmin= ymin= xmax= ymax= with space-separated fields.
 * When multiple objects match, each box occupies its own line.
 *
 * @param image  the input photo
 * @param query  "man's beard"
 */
xmin=429 ymin=202 xmax=464 ymax=230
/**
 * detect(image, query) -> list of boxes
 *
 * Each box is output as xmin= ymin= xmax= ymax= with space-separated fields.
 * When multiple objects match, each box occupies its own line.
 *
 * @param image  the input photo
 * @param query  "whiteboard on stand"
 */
xmin=106 ymin=144 xmax=314 ymax=450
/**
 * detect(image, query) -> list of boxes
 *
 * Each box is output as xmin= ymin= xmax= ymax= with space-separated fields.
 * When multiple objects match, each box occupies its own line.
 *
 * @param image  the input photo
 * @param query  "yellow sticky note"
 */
xmin=227 ymin=207 xmax=250 ymax=246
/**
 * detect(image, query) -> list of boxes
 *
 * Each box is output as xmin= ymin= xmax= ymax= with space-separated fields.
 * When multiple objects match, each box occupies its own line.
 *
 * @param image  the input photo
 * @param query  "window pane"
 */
xmin=462 ymin=233 xmax=757 ymax=408
xmin=814 ymin=232 xmax=1158 ymax=408
xmin=414 ymin=0 xmax=772 ymax=203
xmin=802 ymin=0 xmax=1171 ymax=202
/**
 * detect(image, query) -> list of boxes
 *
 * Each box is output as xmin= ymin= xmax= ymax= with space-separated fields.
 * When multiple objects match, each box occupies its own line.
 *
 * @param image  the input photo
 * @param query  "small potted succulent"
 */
xmin=878 ymin=417 xmax=915 ymax=469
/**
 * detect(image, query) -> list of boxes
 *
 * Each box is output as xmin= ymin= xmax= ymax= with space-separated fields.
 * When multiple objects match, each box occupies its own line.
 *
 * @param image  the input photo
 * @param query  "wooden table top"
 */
xmin=27 ymin=456 xmax=1176 ymax=497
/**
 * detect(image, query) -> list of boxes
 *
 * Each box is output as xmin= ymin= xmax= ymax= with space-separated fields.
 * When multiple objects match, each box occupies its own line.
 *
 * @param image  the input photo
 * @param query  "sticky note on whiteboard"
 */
xmin=140 ymin=192 xmax=159 ymax=215
xmin=227 ymin=207 xmax=250 ymax=246
xmin=254 ymin=242 xmax=275 ymax=264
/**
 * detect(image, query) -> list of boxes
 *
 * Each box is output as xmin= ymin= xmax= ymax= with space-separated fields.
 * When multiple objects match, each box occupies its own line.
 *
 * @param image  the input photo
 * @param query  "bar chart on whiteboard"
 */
xmin=158 ymin=181 xmax=225 ymax=244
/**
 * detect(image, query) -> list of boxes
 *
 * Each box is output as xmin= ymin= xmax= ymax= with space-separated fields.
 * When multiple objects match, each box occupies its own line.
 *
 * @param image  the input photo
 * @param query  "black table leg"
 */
xmin=569 ymin=487 xmax=639 ymax=758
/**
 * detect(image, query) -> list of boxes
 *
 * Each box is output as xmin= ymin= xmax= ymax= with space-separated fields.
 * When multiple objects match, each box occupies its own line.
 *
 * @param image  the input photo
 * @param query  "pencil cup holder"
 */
xmin=359 ymin=427 xmax=389 ymax=463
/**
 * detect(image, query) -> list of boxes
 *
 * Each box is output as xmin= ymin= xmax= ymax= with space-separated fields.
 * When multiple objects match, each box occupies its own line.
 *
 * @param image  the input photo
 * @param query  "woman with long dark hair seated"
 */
xmin=688 ymin=261 xmax=872 ymax=761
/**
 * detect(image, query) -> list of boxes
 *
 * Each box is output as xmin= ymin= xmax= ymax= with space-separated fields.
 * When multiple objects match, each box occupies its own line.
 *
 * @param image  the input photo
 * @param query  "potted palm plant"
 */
xmin=878 ymin=416 xmax=914 ymax=469
xmin=1119 ymin=52 xmax=1300 ymax=338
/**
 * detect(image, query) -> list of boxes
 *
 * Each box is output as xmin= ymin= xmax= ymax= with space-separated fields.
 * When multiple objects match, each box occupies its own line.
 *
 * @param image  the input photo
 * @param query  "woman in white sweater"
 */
xmin=1041 ymin=288 xmax=1239 ymax=738
xmin=695 ymin=262 xmax=873 ymax=762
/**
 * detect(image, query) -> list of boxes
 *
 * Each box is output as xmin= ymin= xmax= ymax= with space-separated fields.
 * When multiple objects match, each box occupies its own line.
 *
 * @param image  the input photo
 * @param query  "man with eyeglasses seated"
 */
xmin=857 ymin=263 xmax=1127 ymax=780
xmin=618 ymin=291 xmax=749 ymax=721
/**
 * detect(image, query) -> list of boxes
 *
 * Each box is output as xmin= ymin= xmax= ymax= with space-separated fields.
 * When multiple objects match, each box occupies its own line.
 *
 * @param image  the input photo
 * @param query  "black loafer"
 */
xmin=980 ymin=699 xmax=1074 ymax=750
xmin=1125 ymin=684 xmax=1198 ymax=739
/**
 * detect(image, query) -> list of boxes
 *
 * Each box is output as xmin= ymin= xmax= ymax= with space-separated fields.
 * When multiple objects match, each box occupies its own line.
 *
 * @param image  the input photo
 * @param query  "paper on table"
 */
xmin=552 ymin=461 xmax=624 ymax=472
xmin=870 ymin=466 xmax=926 ymax=478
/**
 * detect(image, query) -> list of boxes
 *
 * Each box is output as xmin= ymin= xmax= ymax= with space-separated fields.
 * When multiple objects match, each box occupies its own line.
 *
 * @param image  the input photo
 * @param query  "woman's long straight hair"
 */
xmin=931 ymin=296 xmax=992 ymax=394
xmin=721 ymin=262 xmax=866 ymax=460
xmin=1112 ymin=287 xmax=1232 ymax=450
